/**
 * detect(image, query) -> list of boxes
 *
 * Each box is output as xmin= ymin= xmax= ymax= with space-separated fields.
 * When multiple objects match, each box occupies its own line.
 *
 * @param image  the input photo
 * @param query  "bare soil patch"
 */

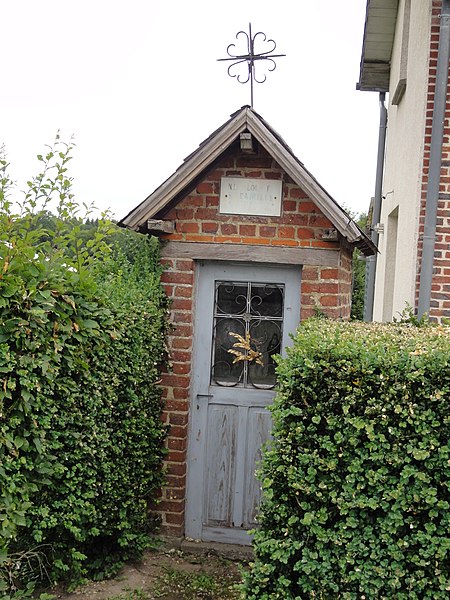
xmin=51 ymin=547 xmax=247 ymax=600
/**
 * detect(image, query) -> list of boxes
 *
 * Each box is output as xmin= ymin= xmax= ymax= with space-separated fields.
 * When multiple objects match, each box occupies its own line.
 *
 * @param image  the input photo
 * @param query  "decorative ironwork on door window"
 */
xmin=211 ymin=281 xmax=284 ymax=389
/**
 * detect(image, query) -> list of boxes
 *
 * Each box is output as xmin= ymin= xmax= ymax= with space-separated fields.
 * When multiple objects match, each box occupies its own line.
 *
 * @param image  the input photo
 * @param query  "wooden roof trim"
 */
xmin=245 ymin=111 xmax=368 ymax=250
xmin=120 ymin=109 xmax=248 ymax=230
xmin=119 ymin=106 xmax=375 ymax=255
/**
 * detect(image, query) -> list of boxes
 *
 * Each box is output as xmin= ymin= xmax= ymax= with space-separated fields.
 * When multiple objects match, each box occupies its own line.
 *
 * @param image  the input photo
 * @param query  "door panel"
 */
xmin=186 ymin=262 xmax=301 ymax=544
xmin=243 ymin=407 xmax=272 ymax=528
xmin=205 ymin=405 xmax=237 ymax=526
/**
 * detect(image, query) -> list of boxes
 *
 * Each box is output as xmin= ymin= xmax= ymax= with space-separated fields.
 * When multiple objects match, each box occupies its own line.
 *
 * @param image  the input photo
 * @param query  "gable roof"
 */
xmin=357 ymin=0 xmax=399 ymax=92
xmin=119 ymin=106 xmax=376 ymax=256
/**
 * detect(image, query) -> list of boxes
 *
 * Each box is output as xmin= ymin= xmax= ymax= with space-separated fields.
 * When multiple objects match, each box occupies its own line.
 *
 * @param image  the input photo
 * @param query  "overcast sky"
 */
xmin=2 ymin=0 xmax=379 ymax=220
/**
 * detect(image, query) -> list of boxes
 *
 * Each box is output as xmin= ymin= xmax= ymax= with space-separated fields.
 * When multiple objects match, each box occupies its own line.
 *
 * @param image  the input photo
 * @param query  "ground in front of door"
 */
xmin=50 ymin=546 xmax=247 ymax=600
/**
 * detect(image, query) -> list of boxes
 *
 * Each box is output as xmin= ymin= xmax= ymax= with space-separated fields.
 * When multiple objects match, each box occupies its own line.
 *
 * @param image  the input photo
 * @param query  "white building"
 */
xmin=358 ymin=0 xmax=450 ymax=322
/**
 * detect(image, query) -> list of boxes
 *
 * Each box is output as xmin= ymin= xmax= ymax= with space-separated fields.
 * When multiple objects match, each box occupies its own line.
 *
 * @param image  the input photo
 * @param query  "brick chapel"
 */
xmin=120 ymin=106 xmax=375 ymax=545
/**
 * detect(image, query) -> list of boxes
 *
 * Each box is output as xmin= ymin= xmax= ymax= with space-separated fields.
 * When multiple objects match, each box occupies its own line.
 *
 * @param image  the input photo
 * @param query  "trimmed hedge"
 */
xmin=1 ymin=140 xmax=169 ymax=595
xmin=1 ymin=227 xmax=169 ymax=592
xmin=244 ymin=319 xmax=450 ymax=599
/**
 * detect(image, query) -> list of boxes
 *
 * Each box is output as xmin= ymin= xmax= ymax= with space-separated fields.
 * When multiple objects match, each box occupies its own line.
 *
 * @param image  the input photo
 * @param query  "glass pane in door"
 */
xmin=211 ymin=281 xmax=284 ymax=389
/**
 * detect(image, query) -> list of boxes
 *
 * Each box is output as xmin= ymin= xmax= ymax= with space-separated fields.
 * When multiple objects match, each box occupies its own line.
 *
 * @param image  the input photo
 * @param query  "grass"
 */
xmin=106 ymin=591 xmax=149 ymax=600
xmin=105 ymin=555 xmax=243 ymax=600
xmin=153 ymin=567 xmax=241 ymax=599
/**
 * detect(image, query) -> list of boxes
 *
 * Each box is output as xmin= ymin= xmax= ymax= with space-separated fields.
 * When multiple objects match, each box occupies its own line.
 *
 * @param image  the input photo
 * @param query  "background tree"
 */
xmin=350 ymin=211 xmax=368 ymax=321
xmin=0 ymin=139 xmax=168 ymax=597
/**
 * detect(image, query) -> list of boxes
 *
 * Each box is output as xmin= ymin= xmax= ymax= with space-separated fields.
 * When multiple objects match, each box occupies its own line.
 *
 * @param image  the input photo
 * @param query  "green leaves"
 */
xmin=0 ymin=144 xmax=168 ymax=595
xmin=244 ymin=319 xmax=450 ymax=599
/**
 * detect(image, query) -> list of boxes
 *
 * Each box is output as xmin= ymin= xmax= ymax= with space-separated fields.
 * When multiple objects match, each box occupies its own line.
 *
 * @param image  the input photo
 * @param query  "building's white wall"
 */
xmin=373 ymin=0 xmax=431 ymax=321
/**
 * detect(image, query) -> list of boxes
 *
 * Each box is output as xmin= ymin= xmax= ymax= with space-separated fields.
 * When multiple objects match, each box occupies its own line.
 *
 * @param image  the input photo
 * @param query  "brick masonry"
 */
xmin=416 ymin=0 xmax=450 ymax=320
xmin=154 ymin=143 xmax=354 ymax=535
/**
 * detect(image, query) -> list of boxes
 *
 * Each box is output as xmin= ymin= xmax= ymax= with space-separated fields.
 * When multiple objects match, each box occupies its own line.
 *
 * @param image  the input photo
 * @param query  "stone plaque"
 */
xmin=219 ymin=177 xmax=282 ymax=216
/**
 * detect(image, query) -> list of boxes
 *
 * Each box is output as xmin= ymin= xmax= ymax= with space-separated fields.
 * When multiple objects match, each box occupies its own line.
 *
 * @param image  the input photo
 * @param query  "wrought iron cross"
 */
xmin=217 ymin=23 xmax=285 ymax=108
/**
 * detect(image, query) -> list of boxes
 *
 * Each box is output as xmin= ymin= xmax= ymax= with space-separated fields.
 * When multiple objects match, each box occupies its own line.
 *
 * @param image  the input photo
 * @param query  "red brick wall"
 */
xmin=416 ymin=0 xmax=450 ymax=320
xmin=160 ymin=147 xmax=338 ymax=251
xmin=158 ymin=258 xmax=194 ymax=533
xmin=155 ymin=145 xmax=354 ymax=535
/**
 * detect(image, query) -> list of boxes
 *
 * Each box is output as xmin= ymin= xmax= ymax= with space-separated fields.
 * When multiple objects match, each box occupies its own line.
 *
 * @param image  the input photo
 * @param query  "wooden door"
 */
xmin=185 ymin=262 xmax=301 ymax=545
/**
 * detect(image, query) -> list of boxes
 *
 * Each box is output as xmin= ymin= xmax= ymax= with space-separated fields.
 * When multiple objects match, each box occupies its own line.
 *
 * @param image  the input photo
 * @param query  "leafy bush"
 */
xmin=350 ymin=212 xmax=368 ymax=321
xmin=244 ymin=319 xmax=450 ymax=599
xmin=0 ymin=139 xmax=168 ymax=595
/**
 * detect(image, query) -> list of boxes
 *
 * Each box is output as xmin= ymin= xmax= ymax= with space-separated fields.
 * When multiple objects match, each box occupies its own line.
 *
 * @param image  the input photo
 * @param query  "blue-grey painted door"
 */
xmin=185 ymin=262 xmax=301 ymax=545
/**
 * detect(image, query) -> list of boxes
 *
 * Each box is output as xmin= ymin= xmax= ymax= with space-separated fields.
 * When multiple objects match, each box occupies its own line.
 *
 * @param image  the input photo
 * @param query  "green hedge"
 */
xmin=0 ymin=141 xmax=169 ymax=595
xmin=1 ymin=228 xmax=169 ymax=593
xmin=244 ymin=319 xmax=450 ymax=599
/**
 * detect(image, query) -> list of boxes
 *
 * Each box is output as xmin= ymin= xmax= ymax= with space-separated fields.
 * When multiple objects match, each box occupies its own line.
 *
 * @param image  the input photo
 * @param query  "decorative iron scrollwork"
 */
xmin=211 ymin=281 xmax=284 ymax=389
xmin=217 ymin=23 xmax=285 ymax=107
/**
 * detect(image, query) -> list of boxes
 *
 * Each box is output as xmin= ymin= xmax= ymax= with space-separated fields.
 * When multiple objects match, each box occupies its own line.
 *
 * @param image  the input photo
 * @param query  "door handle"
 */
xmin=195 ymin=394 xmax=213 ymax=409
